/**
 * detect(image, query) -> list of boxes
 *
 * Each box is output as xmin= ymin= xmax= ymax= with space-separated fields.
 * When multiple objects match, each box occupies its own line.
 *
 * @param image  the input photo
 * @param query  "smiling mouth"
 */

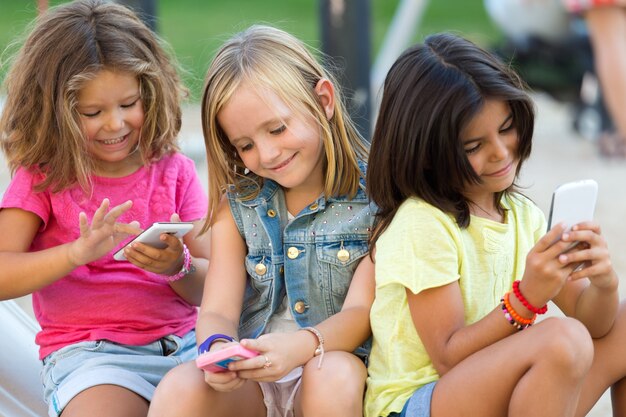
xmin=100 ymin=133 xmax=129 ymax=145
xmin=270 ymin=154 xmax=295 ymax=170
xmin=487 ymin=162 xmax=513 ymax=177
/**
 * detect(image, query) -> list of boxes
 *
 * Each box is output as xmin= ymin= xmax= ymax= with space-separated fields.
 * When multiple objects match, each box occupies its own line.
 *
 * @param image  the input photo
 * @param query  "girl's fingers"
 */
xmin=114 ymin=222 xmax=142 ymax=236
xmin=104 ymin=200 xmax=133 ymax=224
xmin=571 ymin=221 xmax=602 ymax=235
xmin=90 ymin=198 xmax=110 ymax=228
xmin=78 ymin=212 xmax=89 ymax=236
xmin=536 ymin=223 xmax=567 ymax=252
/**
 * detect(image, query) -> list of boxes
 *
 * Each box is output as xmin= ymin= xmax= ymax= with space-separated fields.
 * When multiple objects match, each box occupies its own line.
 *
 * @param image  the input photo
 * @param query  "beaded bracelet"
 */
xmin=512 ymin=280 xmax=548 ymax=315
xmin=302 ymin=326 xmax=325 ymax=369
xmin=501 ymin=302 xmax=529 ymax=331
xmin=163 ymin=244 xmax=193 ymax=282
xmin=503 ymin=292 xmax=536 ymax=327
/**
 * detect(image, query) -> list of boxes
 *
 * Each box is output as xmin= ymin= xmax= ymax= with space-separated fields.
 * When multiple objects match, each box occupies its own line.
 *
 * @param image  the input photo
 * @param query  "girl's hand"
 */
xmin=519 ymin=223 xmax=585 ymax=307
xmin=67 ymin=199 xmax=137 ymax=266
xmin=123 ymin=213 xmax=186 ymax=275
xmin=230 ymin=333 xmax=303 ymax=382
xmin=202 ymin=342 xmax=247 ymax=392
xmin=558 ymin=221 xmax=618 ymax=290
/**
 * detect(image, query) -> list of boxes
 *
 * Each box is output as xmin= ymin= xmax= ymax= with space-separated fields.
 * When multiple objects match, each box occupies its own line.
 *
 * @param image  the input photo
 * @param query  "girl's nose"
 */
xmin=491 ymin=137 xmax=509 ymax=160
xmin=105 ymin=109 xmax=125 ymax=131
xmin=258 ymin=141 xmax=281 ymax=164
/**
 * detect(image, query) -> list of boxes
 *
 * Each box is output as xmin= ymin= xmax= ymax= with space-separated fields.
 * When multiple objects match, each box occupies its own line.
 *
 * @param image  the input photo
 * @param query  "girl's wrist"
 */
xmin=163 ymin=244 xmax=195 ymax=282
xmin=65 ymin=242 xmax=83 ymax=269
xmin=516 ymin=280 xmax=547 ymax=314
xmin=299 ymin=327 xmax=325 ymax=368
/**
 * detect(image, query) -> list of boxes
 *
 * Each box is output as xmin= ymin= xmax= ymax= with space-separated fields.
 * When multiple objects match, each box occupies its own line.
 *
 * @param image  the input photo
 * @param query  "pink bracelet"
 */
xmin=163 ymin=244 xmax=193 ymax=282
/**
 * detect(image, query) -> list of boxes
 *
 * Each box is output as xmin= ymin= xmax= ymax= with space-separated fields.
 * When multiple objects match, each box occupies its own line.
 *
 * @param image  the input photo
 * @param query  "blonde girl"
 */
xmin=149 ymin=25 xmax=375 ymax=417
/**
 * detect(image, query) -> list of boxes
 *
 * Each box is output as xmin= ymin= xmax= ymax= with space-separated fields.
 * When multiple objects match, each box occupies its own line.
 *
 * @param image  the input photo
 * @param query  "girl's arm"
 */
xmin=552 ymin=222 xmax=619 ymax=337
xmin=0 ymin=208 xmax=70 ymax=299
xmin=407 ymin=282 xmax=514 ymax=376
xmin=409 ymin=225 xmax=580 ymax=376
xmin=305 ymin=254 xmax=375 ymax=352
xmin=195 ymin=197 xmax=249 ymax=391
xmin=196 ymin=198 xmax=246 ymax=343
xmin=0 ymin=199 xmax=134 ymax=300
xmin=164 ymin=218 xmax=211 ymax=306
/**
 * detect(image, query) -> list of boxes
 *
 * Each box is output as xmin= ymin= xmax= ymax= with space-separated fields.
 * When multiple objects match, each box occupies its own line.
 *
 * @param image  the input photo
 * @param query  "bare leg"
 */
xmin=585 ymin=7 xmax=626 ymax=153
xmin=429 ymin=317 xmax=593 ymax=417
xmin=294 ymin=351 xmax=366 ymax=417
xmin=61 ymin=385 xmax=148 ymax=417
xmin=575 ymin=302 xmax=626 ymax=417
xmin=147 ymin=361 xmax=266 ymax=417
xmin=612 ymin=377 xmax=626 ymax=417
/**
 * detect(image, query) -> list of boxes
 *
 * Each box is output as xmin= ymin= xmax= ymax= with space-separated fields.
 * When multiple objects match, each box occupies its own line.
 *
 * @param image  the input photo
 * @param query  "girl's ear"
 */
xmin=315 ymin=78 xmax=335 ymax=120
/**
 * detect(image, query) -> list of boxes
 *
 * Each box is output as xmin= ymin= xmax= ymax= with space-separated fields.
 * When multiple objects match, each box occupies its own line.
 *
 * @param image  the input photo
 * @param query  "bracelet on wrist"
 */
xmin=163 ymin=243 xmax=195 ymax=282
xmin=501 ymin=292 xmax=536 ymax=330
xmin=302 ymin=326 xmax=325 ymax=369
xmin=512 ymin=280 xmax=548 ymax=315
xmin=198 ymin=333 xmax=237 ymax=355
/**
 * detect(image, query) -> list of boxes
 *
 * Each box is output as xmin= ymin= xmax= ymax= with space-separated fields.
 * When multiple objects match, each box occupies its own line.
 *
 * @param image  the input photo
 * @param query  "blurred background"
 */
xmin=1 ymin=1 xmax=624 ymax=416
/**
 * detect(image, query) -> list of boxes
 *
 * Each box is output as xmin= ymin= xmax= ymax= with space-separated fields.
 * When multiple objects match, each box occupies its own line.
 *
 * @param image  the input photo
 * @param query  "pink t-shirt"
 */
xmin=1 ymin=153 xmax=207 ymax=359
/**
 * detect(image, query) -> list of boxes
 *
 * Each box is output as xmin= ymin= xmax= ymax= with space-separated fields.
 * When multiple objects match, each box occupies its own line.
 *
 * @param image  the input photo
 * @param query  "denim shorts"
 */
xmin=41 ymin=330 xmax=196 ymax=417
xmin=388 ymin=382 xmax=437 ymax=417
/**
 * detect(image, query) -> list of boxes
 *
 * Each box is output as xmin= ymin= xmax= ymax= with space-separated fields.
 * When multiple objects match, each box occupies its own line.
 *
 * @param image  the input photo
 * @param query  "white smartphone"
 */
xmin=547 ymin=179 xmax=598 ymax=232
xmin=113 ymin=222 xmax=194 ymax=261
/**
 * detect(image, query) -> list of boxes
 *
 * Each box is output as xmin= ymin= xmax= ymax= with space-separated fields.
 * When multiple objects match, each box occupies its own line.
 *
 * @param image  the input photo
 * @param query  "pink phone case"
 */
xmin=195 ymin=345 xmax=259 ymax=373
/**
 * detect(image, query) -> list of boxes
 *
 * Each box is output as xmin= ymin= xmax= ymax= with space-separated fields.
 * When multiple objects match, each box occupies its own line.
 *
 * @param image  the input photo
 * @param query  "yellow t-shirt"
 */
xmin=364 ymin=194 xmax=546 ymax=417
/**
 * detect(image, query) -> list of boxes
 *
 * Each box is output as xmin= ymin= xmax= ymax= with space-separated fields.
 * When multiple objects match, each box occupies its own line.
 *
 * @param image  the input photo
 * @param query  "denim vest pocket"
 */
xmin=316 ymin=239 xmax=369 ymax=310
xmin=241 ymin=250 xmax=274 ymax=332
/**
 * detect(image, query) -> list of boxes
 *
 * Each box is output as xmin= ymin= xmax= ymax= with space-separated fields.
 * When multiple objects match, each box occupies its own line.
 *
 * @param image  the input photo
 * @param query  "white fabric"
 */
xmin=0 ymin=300 xmax=48 ymax=417
xmin=485 ymin=0 xmax=570 ymax=41
xmin=264 ymin=213 xmax=299 ymax=335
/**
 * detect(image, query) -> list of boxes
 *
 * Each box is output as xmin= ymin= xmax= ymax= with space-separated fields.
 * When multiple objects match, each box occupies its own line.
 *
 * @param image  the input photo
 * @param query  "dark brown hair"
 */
xmin=367 ymin=33 xmax=535 ymax=246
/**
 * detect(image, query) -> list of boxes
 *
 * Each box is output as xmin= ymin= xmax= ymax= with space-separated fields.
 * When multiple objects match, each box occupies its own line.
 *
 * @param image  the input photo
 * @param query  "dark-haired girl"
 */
xmin=364 ymin=33 xmax=626 ymax=417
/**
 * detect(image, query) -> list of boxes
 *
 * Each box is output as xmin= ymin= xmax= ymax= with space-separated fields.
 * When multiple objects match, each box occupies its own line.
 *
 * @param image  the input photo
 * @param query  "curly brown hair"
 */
xmin=0 ymin=0 xmax=186 ymax=192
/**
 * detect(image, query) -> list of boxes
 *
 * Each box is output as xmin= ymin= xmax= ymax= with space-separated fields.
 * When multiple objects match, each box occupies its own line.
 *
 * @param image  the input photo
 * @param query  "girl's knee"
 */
xmin=300 ymin=352 xmax=366 ymax=408
xmin=150 ymin=362 xmax=208 ymax=414
xmin=538 ymin=317 xmax=593 ymax=375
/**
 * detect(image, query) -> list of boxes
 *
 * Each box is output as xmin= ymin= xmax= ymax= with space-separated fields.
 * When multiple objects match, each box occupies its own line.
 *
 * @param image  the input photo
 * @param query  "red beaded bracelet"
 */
xmin=512 ymin=280 xmax=548 ymax=315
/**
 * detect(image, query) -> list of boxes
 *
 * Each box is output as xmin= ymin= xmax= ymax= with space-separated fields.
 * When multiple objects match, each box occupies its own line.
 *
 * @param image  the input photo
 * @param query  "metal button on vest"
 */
xmin=287 ymin=247 xmax=299 ymax=259
xmin=254 ymin=263 xmax=267 ymax=275
xmin=337 ymin=248 xmax=350 ymax=262
xmin=294 ymin=301 xmax=307 ymax=314
xmin=267 ymin=209 xmax=277 ymax=217
xmin=309 ymin=203 xmax=319 ymax=211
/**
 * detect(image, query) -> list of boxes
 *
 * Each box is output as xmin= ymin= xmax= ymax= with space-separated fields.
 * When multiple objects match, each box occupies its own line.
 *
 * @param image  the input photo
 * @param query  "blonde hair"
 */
xmin=0 ymin=0 xmax=186 ymax=192
xmin=201 ymin=25 xmax=368 ymax=231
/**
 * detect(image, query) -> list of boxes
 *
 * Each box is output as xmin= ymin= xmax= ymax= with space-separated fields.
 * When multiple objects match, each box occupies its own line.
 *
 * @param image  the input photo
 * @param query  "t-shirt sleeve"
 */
xmin=0 ymin=167 xmax=51 ymax=227
xmin=376 ymin=200 xmax=461 ymax=295
xmin=175 ymin=155 xmax=208 ymax=222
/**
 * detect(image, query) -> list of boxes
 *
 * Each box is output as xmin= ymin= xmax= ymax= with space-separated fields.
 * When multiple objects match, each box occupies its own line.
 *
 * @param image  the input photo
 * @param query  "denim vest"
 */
xmin=228 ymin=175 xmax=375 ymax=359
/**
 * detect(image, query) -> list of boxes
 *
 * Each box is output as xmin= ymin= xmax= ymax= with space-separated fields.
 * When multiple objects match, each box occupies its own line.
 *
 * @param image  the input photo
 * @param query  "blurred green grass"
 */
xmin=0 ymin=0 xmax=500 ymax=102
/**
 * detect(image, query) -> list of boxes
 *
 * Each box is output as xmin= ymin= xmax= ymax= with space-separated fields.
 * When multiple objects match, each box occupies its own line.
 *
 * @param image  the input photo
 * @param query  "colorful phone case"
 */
xmin=195 ymin=345 xmax=259 ymax=373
